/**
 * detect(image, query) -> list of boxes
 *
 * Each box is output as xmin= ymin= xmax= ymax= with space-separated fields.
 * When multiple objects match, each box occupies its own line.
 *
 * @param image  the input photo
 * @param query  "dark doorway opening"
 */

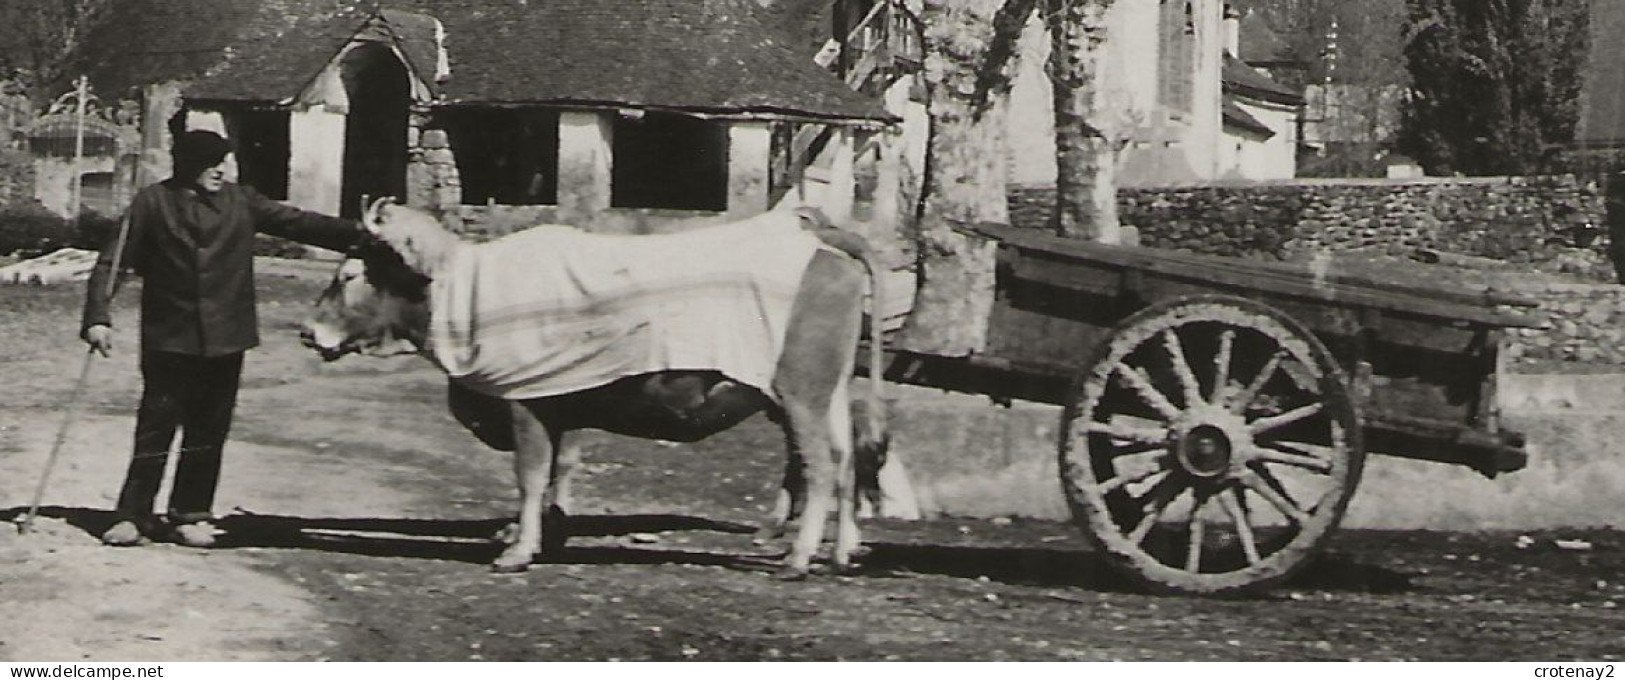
xmin=229 ymin=109 xmax=290 ymax=200
xmin=442 ymin=108 xmax=560 ymax=205
xmin=340 ymin=42 xmax=410 ymax=218
xmin=611 ymin=112 xmax=728 ymax=212
xmin=79 ymin=172 xmax=118 ymax=216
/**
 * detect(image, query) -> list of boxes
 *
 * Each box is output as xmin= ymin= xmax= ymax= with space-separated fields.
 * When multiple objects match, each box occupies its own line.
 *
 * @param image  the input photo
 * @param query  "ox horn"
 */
xmin=362 ymin=196 xmax=396 ymax=234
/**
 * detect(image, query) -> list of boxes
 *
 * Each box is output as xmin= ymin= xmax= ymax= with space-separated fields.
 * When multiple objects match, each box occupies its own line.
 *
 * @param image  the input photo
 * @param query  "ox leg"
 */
xmin=777 ymin=404 xmax=835 ymax=579
xmin=544 ymin=432 xmax=583 ymax=556
xmin=493 ymin=401 xmax=560 ymax=573
xmin=829 ymin=379 xmax=862 ymax=571
xmin=753 ymin=443 xmax=807 ymax=546
xmin=769 ymin=248 xmax=864 ymax=578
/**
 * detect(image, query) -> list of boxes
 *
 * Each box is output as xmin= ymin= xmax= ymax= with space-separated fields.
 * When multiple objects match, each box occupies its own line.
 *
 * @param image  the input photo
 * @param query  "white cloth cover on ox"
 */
xmin=427 ymin=211 xmax=825 ymax=401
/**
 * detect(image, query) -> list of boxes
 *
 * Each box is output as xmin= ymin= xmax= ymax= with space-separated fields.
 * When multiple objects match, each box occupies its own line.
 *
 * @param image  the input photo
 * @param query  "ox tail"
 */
xmin=793 ymin=208 xmax=889 ymax=510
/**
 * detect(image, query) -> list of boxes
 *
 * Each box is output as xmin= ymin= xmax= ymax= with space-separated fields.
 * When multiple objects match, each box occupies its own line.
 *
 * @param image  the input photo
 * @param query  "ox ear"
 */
xmin=793 ymin=206 xmax=833 ymax=231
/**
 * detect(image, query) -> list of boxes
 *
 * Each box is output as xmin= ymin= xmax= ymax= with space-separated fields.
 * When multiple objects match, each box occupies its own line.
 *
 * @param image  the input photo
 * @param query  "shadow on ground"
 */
xmin=4 ymin=505 xmax=1414 ymax=595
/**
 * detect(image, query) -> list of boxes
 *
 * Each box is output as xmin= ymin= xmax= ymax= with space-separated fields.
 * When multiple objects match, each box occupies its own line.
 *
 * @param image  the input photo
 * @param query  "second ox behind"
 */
xmin=301 ymin=198 xmax=887 ymax=578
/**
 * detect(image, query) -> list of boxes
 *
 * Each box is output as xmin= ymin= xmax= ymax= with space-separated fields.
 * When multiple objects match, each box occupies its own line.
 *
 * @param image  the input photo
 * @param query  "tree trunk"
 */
xmin=897 ymin=0 xmax=1035 ymax=355
xmin=1045 ymin=0 xmax=1119 ymax=242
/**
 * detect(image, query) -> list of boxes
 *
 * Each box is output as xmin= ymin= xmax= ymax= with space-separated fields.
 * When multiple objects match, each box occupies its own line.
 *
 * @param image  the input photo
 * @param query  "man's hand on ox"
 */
xmin=82 ymin=324 xmax=114 ymax=357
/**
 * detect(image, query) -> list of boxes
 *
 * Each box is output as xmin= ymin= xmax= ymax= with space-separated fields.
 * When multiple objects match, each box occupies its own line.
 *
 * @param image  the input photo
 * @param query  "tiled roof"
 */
xmin=1222 ymin=53 xmax=1303 ymax=106
xmin=1222 ymin=96 xmax=1274 ymax=138
xmin=424 ymin=0 xmax=887 ymax=121
xmin=1580 ymin=0 xmax=1625 ymax=145
xmin=382 ymin=9 xmax=448 ymax=90
xmin=758 ymin=0 xmax=838 ymax=58
xmin=186 ymin=8 xmax=443 ymax=102
xmin=76 ymin=0 xmax=343 ymax=97
xmin=79 ymin=0 xmax=889 ymax=122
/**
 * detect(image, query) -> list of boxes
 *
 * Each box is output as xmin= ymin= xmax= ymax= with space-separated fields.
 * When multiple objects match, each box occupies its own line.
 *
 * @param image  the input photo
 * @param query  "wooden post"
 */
xmin=69 ymin=76 xmax=88 ymax=226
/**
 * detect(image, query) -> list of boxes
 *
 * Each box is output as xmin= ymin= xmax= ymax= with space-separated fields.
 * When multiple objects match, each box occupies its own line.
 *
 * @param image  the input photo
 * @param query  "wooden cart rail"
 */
xmin=970 ymin=223 xmax=1543 ymax=329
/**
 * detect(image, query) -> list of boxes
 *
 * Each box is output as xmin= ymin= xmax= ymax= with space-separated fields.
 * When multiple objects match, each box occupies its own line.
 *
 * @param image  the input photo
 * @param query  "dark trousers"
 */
xmin=114 ymin=350 xmax=244 ymax=522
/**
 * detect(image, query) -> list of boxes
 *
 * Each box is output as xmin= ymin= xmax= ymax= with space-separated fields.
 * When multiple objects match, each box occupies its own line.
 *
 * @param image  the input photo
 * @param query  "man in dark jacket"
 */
xmin=82 ymin=130 xmax=359 ymax=548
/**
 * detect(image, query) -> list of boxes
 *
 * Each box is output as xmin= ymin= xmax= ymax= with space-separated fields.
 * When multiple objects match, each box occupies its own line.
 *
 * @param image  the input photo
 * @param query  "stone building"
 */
xmin=78 ymin=0 xmax=892 ymax=236
xmin=1220 ymin=52 xmax=1304 ymax=181
xmin=1007 ymin=0 xmax=1302 ymax=187
xmin=24 ymin=111 xmax=141 ymax=218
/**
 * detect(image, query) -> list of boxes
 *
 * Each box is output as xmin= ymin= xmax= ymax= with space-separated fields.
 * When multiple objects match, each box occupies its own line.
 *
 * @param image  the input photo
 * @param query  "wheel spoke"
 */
xmin=1219 ymin=487 xmax=1262 ymax=564
xmin=1210 ymin=329 xmax=1235 ymax=404
xmin=1249 ymin=402 xmax=1324 ymax=436
xmin=1185 ymin=490 xmax=1212 ymax=572
xmin=1250 ymin=441 xmax=1334 ymax=474
xmin=1229 ymin=350 xmax=1283 ymax=413
xmin=1086 ymin=421 xmax=1168 ymax=446
xmin=1128 ymin=474 xmax=1187 ymax=545
xmin=1113 ymin=366 xmax=1182 ymax=421
xmin=1161 ymin=329 xmax=1204 ymax=408
xmin=1255 ymin=463 xmax=1325 ymax=515
xmin=1240 ymin=471 xmax=1311 ymax=527
xmin=1096 ymin=441 xmax=1168 ymax=461
xmin=1095 ymin=465 xmax=1170 ymax=495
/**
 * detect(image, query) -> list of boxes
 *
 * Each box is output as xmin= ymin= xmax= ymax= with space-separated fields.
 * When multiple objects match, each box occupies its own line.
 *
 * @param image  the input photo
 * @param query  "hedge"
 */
xmin=0 ymin=201 xmax=305 ymax=259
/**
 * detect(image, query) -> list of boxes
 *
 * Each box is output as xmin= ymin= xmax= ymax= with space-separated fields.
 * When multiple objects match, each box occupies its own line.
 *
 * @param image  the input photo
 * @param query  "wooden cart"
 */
xmin=875 ymin=224 xmax=1540 ymax=595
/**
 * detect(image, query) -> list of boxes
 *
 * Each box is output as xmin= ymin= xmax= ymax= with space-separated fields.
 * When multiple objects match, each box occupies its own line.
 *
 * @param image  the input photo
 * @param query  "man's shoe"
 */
xmin=168 ymin=520 xmax=218 ymax=548
xmin=101 ymin=520 xmax=149 ymax=547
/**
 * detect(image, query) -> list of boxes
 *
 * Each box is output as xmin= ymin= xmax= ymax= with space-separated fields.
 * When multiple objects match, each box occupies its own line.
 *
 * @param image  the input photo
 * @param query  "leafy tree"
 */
xmin=0 ymin=0 xmax=114 ymax=105
xmin=1239 ymin=0 xmax=1409 ymax=89
xmin=1239 ymin=0 xmax=1410 ymax=177
xmin=1397 ymin=0 xmax=1591 ymax=176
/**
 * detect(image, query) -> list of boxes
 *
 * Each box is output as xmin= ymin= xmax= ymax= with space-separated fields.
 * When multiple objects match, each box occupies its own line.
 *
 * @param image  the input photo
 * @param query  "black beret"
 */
xmin=172 ymin=130 xmax=234 ymax=175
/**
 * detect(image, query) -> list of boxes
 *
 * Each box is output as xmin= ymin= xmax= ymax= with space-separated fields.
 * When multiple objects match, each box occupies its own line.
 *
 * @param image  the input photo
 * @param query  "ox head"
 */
xmin=301 ymin=197 xmax=433 ymax=361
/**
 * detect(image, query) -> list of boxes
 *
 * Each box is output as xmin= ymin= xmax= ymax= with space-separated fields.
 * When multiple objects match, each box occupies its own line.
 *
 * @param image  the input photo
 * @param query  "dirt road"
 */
xmin=1 ymin=269 xmax=1620 ymax=661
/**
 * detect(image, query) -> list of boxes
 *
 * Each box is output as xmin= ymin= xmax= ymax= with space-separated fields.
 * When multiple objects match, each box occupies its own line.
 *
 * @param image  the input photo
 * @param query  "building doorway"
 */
xmin=339 ymin=42 xmax=409 ymax=218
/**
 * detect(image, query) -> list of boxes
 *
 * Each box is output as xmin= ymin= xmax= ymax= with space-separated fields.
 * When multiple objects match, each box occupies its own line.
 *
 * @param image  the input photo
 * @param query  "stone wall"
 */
xmin=1009 ymin=176 xmax=1612 ymax=280
xmin=1503 ymin=282 xmax=1625 ymax=367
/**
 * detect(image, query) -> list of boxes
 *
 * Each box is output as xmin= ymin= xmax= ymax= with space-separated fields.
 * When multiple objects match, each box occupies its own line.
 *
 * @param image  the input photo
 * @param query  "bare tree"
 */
xmin=897 ymin=0 xmax=1037 ymax=355
xmin=1044 ymin=0 xmax=1120 ymax=240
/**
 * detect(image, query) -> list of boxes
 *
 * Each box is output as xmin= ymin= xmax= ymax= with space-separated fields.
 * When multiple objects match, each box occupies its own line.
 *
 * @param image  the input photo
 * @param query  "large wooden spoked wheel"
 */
xmin=1059 ymin=295 xmax=1365 ymax=595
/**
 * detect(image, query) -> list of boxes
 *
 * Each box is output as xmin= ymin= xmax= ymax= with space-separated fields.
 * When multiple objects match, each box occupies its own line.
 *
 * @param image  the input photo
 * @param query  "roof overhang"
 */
xmin=1222 ymin=99 xmax=1276 ymax=139
xmin=430 ymin=100 xmax=897 ymax=127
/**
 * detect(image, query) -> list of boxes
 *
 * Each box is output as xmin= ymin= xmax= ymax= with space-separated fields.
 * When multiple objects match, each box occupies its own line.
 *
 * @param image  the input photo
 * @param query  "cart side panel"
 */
xmin=984 ymin=279 xmax=1124 ymax=372
xmin=985 ymin=240 xmax=1506 ymax=430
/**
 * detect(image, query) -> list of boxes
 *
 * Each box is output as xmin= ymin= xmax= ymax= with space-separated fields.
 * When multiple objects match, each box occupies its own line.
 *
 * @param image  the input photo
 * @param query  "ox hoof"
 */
xmin=490 ymin=548 xmax=533 ymax=573
xmin=490 ymin=559 xmax=531 ymax=574
xmin=773 ymin=565 xmax=811 ymax=582
xmin=750 ymin=526 xmax=784 ymax=546
xmin=821 ymin=562 xmax=861 ymax=577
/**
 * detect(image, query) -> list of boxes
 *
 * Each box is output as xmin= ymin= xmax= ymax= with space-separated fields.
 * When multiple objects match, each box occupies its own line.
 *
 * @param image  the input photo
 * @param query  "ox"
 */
xmin=301 ymin=199 xmax=886 ymax=578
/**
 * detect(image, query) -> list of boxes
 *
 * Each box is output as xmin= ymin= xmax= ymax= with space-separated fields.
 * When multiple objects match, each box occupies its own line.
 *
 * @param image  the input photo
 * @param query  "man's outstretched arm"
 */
xmin=245 ymin=186 xmax=362 ymax=253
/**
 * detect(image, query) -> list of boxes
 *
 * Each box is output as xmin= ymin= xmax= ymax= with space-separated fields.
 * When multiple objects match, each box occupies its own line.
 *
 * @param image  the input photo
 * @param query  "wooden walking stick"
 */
xmin=18 ymin=211 xmax=132 ymax=535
